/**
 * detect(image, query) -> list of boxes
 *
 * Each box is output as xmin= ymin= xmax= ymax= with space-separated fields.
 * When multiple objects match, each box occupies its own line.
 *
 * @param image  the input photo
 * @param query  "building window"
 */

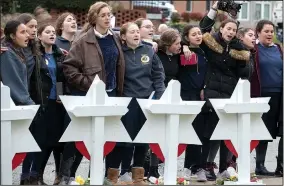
xmin=254 ymin=2 xmax=271 ymax=20
xmin=236 ymin=1 xmax=249 ymax=20
xmin=263 ymin=4 xmax=270 ymax=19
xmin=186 ymin=1 xmax=192 ymax=11
xmin=255 ymin=3 xmax=262 ymax=20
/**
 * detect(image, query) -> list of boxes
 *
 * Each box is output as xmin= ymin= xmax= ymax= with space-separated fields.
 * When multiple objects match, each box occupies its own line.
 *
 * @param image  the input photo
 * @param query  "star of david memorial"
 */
xmin=1 ymin=77 xmax=272 ymax=185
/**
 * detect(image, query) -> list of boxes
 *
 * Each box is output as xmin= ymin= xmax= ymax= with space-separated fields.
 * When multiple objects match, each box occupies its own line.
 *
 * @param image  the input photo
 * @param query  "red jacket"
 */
xmin=250 ymin=43 xmax=283 ymax=97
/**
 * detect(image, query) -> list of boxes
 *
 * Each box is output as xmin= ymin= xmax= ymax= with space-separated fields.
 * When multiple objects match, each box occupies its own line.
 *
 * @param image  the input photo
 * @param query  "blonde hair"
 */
xmin=120 ymin=22 xmax=138 ymax=43
xmin=134 ymin=18 xmax=147 ymax=28
xmin=82 ymin=2 xmax=112 ymax=32
xmin=55 ymin=12 xmax=76 ymax=36
xmin=237 ymin=27 xmax=254 ymax=39
xmin=158 ymin=24 xmax=168 ymax=34
xmin=159 ymin=28 xmax=180 ymax=52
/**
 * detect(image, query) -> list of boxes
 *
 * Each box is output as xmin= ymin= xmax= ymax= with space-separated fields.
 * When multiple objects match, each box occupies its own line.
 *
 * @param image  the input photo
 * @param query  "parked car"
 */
xmin=133 ymin=1 xmax=177 ymax=21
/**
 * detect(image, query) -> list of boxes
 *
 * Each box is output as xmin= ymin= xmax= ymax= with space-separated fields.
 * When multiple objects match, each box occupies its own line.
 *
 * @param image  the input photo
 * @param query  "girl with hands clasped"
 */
xmin=61 ymin=2 xmax=125 ymax=184
xmin=105 ymin=22 xmax=165 ymax=185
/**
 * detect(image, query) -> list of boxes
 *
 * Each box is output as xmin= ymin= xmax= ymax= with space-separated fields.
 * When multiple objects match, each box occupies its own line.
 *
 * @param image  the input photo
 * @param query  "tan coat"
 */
xmin=62 ymin=28 xmax=125 ymax=96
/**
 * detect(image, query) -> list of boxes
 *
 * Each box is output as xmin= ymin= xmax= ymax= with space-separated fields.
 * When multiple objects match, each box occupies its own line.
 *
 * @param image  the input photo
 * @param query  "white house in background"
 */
xmin=236 ymin=1 xmax=282 ymax=27
xmin=272 ymin=1 xmax=282 ymax=26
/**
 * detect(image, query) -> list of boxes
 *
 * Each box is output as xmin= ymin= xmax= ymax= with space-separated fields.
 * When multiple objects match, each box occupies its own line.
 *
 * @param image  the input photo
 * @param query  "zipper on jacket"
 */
xmin=196 ymin=51 xmax=199 ymax=74
xmin=195 ymin=47 xmax=205 ymax=74
xmin=197 ymin=59 xmax=199 ymax=74
xmin=226 ymin=44 xmax=229 ymax=52
xmin=133 ymin=49 xmax=136 ymax=62
xmin=220 ymin=75 xmax=222 ymax=96
xmin=35 ymin=56 xmax=44 ymax=105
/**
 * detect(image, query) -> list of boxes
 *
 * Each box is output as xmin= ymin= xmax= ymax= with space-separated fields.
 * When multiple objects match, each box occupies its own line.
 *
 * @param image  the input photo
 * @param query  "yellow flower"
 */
xmin=75 ymin=176 xmax=85 ymax=185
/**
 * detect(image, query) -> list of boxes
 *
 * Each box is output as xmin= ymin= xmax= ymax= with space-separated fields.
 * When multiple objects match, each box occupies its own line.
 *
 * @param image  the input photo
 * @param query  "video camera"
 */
xmin=217 ymin=0 xmax=242 ymax=17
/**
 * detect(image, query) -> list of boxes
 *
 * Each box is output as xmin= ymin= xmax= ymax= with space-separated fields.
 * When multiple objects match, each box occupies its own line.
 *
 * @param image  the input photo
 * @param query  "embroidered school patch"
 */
xmin=141 ymin=54 xmax=150 ymax=64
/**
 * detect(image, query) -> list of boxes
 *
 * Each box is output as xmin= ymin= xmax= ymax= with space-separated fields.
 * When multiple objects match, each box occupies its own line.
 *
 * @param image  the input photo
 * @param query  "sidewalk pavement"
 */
xmin=12 ymin=138 xmax=282 ymax=185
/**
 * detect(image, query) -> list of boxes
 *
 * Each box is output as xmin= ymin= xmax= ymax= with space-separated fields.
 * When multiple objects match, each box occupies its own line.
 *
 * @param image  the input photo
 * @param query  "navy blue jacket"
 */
xmin=122 ymin=43 xmax=165 ymax=99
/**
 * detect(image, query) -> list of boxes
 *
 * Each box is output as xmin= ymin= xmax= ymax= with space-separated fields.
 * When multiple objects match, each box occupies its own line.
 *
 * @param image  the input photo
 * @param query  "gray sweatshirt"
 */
xmin=122 ymin=43 xmax=165 ymax=99
xmin=1 ymin=46 xmax=35 ymax=105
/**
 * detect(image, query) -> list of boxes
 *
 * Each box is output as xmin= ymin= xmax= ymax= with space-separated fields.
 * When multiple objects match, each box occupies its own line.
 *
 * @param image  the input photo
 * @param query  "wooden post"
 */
xmin=0 ymin=83 xmax=40 ymax=184
xmin=1 ymin=85 xmax=12 ymax=185
xmin=59 ymin=76 xmax=132 ymax=184
xmin=210 ymin=79 xmax=272 ymax=185
xmin=236 ymin=81 xmax=251 ymax=183
xmin=135 ymin=80 xmax=205 ymax=185
xmin=90 ymin=78 xmax=105 ymax=185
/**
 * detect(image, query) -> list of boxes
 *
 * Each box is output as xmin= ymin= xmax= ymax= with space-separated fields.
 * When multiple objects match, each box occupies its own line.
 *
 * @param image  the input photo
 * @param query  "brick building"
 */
xmin=119 ymin=1 xmax=212 ymax=14
xmin=49 ymin=1 xmax=281 ymax=29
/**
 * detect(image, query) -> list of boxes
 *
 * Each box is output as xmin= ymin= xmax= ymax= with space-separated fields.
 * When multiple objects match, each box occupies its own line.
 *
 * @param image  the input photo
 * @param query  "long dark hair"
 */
xmin=4 ymin=20 xmax=22 ymax=43
xmin=182 ymin=25 xmax=200 ymax=45
xmin=17 ymin=13 xmax=39 ymax=56
xmin=4 ymin=20 xmax=26 ymax=62
xmin=37 ymin=23 xmax=54 ymax=54
xmin=37 ymin=23 xmax=62 ymax=57
xmin=17 ymin=13 xmax=35 ymax=25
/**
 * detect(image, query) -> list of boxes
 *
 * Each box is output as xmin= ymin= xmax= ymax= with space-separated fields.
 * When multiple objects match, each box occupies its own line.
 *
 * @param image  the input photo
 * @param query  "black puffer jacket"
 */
xmin=199 ymin=16 xmax=250 ymax=100
xmin=30 ymin=44 xmax=65 ymax=105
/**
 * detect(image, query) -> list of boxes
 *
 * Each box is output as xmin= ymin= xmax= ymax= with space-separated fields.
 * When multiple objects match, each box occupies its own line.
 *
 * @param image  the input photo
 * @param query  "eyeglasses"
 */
xmin=141 ymin=25 xmax=156 ymax=30
xmin=98 ymin=13 xmax=114 ymax=19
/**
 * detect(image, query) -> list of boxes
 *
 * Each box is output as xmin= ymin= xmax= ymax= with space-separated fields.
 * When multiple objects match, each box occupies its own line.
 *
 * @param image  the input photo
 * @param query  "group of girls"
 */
xmin=0 ymin=0 xmax=282 ymax=185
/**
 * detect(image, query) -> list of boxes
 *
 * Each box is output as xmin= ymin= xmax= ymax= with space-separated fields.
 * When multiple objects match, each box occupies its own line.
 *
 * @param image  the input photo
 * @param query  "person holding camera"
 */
xmin=183 ymin=1 xmax=250 ymax=180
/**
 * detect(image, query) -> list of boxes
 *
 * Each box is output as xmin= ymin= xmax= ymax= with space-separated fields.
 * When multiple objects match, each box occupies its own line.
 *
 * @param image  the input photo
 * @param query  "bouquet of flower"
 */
xmin=250 ymin=173 xmax=261 ymax=183
xmin=216 ymin=175 xmax=238 ymax=185
xmin=216 ymin=173 xmax=261 ymax=185
xmin=153 ymin=177 xmax=190 ymax=185
xmin=70 ymin=176 xmax=113 ymax=185
xmin=70 ymin=176 xmax=86 ymax=185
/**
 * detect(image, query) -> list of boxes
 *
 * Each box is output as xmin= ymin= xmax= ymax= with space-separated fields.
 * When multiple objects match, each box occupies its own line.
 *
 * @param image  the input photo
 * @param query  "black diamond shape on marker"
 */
xmin=121 ymin=98 xmax=147 ymax=141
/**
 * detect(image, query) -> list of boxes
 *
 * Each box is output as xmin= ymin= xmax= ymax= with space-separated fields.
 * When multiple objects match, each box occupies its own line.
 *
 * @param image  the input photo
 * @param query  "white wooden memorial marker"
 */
xmin=210 ymin=79 xmax=272 ymax=185
xmin=134 ymin=80 xmax=205 ymax=185
xmin=59 ymin=76 xmax=132 ymax=185
xmin=1 ymin=83 xmax=40 ymax=184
